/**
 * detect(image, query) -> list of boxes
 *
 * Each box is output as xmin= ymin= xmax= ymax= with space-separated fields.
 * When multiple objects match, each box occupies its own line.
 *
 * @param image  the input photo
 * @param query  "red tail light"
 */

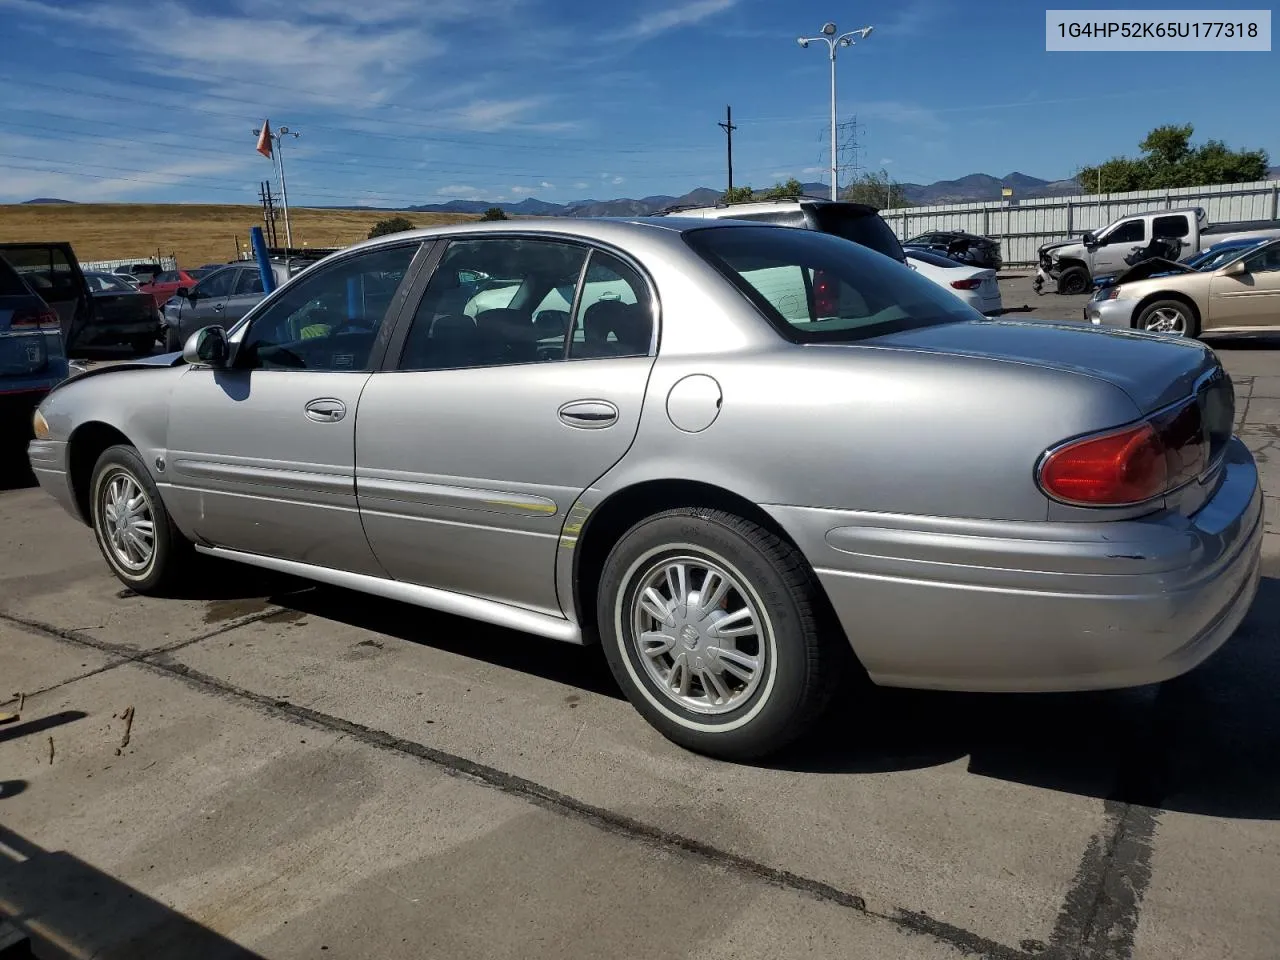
xmin=1038 ymin=399 xmax=1210 ymax=507
xmin=9 ymin=306 xmax=60 ymax=330
xmin=812 ymin=268 xmax=837 ymax=316
xmin=950 ymin=278 xmax=983 ymax=290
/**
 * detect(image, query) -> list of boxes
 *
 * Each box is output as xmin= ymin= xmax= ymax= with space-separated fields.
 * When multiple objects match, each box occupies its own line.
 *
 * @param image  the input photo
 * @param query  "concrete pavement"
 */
xmin=1 ymin=289 xmax=1278 ymax=959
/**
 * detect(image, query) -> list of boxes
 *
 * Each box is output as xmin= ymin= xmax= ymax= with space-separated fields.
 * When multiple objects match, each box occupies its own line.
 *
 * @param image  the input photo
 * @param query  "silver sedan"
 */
xmin=27 ymin=218 xmax=1263 ymax=760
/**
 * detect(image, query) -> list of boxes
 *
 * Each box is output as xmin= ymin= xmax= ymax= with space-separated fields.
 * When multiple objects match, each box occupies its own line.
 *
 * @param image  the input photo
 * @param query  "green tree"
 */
xmin=367 ymin=216 xmax=414 ymax=239
xmin=841 ymin=170 xmax=911 ymax=209
xmin=1077 ymin=124 xmax=1269 ymax=194
xmin=480 ymin=207 xmax=509 ymax=221
xmin=761 ymin=177 xmax=806 ymax=199
xmin=721 ymin=185 xmax=755 ymax=203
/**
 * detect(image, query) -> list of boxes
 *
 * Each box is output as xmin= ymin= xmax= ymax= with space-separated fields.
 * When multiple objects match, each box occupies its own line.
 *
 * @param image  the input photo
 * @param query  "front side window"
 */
xmin=686 ymin=224 xmax=977 ymax=343
xmin=1105 ymin=220 xmax=1145 ymax=245
xmin=1242 ymin=243 xmax=1280 ymax=274
xmin=236 ymin=244 xmax=419 ymax=371
xmin=398 ymin=237 xmax=588 ymax=371
xmin=195 ymin=268 xmax=236 ymax=299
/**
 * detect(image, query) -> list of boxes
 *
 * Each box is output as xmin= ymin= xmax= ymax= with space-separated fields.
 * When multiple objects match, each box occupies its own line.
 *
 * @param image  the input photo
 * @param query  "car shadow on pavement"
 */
xmin=0 ymin=457 xmax=36 ymax=492
xmin=274 ymin=585 xmax=625 ymax=701
xmin=777 ymin=574 xmax=1280 ymax=821
xmin=1207 ymin=333 xmax=1280 ymax=351
xmin=0 ymin=825 xmax=264 ymax=960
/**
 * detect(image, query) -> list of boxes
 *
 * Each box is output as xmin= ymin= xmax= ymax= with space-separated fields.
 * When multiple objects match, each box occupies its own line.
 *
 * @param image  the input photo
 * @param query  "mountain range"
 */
xmin=21 ymin=166 xmax=1280 ymax=213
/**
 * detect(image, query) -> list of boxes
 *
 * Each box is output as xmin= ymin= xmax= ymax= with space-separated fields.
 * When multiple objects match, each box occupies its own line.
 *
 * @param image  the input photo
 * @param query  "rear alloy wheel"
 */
xmin=1056 ymin=266 xmax=1090 ymax=296
xmin=598 ymin=508 xmax=846 ymax=761
xmin=89 ymin=444 xmax=192 ymax=594
xmin=1137 ymin=299 xmax=1199 ymax=338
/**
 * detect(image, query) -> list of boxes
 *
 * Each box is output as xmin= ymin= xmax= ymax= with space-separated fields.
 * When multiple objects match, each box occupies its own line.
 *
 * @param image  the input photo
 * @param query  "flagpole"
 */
xmin=274 ymin=125 xmax=299 ymax=275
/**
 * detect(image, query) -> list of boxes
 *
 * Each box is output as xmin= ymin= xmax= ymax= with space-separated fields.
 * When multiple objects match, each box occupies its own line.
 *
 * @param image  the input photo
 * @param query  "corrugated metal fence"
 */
xmin=879 ymin=178 xmax=1280 ymax=268
xmin=78 ymin=256 xmax=178 ymax=273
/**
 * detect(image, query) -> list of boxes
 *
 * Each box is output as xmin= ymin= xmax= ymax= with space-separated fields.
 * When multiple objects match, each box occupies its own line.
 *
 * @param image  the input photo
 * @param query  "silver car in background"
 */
xmin=27 ymin=218 xmax=1262 ymax=760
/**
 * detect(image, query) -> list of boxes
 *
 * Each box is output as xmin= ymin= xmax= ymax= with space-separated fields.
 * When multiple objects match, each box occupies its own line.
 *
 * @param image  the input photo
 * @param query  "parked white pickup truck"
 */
xmin=1035 ymin=206 xmax=1280 ymax=294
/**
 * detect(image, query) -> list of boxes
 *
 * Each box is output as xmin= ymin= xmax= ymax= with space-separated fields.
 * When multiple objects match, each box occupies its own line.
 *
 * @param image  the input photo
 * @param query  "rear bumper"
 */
xmin=78 ymin=322 xmax=159 ymax=345
xmin=27 ymin=438 xmax=82 ymax=522
xmin=765 ymin=437 xmax=1263 ymax=692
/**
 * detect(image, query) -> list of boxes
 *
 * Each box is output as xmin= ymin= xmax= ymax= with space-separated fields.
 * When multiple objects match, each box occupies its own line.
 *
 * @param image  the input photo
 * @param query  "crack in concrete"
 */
xmin=9 ymin=610 xmax=1034 ymax=960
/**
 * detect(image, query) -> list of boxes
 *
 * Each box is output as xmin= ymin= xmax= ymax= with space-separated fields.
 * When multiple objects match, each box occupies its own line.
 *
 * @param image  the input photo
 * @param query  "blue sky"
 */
xmin=0 ymin=0 xmax=1275 ymax=206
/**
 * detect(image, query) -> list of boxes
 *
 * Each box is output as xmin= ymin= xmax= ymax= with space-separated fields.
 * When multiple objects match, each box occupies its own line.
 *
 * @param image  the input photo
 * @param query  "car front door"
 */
xmin=1092 ymin=218 xmax=1146 ymax=276
xmin=355 ymin=235 xmax=657 ymax=616
xmin=1207 ymin=242 xmax=1280 ymax=329
xmin=176 ymin=267 xmax=237 ymax=342
xmin=162 ymin=242 xmax=425 ymax=573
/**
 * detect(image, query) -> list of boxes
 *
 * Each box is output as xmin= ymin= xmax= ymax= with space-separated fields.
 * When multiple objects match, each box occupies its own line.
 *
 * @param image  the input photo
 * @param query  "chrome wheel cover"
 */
xmin=627 ymin=553 xmax=769 ymax=716
xmin=96 ymin=468 xmax=156 ymax=574
xmin=1143 ymin=306 xmax=1187 ymax=335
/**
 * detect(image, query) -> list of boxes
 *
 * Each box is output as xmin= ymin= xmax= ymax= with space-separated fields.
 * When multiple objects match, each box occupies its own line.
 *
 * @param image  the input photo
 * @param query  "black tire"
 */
xmin=1057 ymin=266 xmax=1090 ymax=296
xmin=598 ymin=508 xmax=847 ymax=761
xmin=164 ymin=326 xmax=182 ymax=352
xmin=88 ymin=444 xmax=193 ymax=594
xmin=1135 ymin=298 xmax=1200 ymax=338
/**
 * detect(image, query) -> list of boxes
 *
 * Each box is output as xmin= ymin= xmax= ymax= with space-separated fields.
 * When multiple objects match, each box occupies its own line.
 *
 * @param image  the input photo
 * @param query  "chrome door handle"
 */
xmin=213 ymin=303 xmax=224 ymax=311
xmin=558 ymin=399 xmax=618 ymax=429
xmin=304 ymin=398 xmax=347 ymax=423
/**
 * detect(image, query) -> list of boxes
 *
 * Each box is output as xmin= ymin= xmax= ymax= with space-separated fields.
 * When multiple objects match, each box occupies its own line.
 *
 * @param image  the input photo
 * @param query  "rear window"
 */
xmin=0 ymin=256 xmax=32 ymax=297
xmin=686 ymin=225 xmax=978 ymax=344
xmin=905 ymin=248 xmax=964 ymax=269
xmin=808 ymin=205 xmax=905 ymax=262
xmin=1 ymin=245 xmax=79 ymax=301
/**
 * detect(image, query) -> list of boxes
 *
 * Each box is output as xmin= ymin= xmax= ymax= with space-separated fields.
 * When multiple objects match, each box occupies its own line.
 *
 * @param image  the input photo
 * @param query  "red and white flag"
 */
xmin=256 ymin=121 xmax=273 ymax=159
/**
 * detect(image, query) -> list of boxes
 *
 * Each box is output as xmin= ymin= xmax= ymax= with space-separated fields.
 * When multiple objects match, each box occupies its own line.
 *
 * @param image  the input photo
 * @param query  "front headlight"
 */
xmin=32 ymin=408 xmax=50 ymax=440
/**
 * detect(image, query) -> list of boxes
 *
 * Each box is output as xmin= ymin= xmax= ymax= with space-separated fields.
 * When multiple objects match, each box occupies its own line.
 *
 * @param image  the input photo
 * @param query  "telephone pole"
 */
xmin=718 ymin=105 xmax=737 ymax=193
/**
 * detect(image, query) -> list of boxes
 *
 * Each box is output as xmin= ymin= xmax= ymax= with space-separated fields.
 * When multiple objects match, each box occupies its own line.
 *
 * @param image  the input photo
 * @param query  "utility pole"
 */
xmin=718 ymin=105 xmax=737 ymax=193
xmin=258 ymin=180 xmax=279 ymax=248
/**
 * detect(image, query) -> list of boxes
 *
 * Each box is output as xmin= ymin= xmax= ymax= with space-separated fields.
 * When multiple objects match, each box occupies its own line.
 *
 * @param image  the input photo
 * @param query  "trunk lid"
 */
xmin=868 ymin=317 xmax=1222 ymax=415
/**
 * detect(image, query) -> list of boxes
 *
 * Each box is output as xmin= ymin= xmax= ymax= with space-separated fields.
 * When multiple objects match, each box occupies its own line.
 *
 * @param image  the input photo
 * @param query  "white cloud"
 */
xmin=437 ymin=184 xmax=482 ymax=197
xmin=573 ymin=181 xmax=590 ymax=190
xmin=540 ymin=181 xmax=554 ymax=189
xmin=801 ymin=166 xmax=826 ymax=175
xmin=881 ymin=158 xmax=894 ymax=165
xmin=611 ymin=176 xmax=625 ymax=185
xmin=607 ymin=0 xmax=740 ymax=42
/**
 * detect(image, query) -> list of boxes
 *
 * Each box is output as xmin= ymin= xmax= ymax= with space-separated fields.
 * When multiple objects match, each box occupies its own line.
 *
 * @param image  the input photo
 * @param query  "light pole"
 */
xmin=798 ymin=22 xmax=873 ymax=201
xmin=252 ymin=123 xmax=300 ymax=269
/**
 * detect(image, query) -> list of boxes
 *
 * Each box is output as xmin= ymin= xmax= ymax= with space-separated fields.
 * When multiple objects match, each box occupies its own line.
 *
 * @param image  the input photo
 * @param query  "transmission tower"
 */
xmin=813 ymin=115 xmax=862 ymax=197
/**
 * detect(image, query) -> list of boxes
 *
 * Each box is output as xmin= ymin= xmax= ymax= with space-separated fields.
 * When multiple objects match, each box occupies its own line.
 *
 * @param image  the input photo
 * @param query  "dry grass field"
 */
xmin=0 ymin=204 xmax=478 ymax=269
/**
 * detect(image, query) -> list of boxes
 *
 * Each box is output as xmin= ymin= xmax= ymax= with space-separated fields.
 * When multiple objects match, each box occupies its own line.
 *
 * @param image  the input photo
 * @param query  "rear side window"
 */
xmin=808 ymin=206 xmax=906 ymax=262
xmin=1153 ymin=215 xmax=1190 ymax=239
xmin=1 ymin=245 xmax=79 ymax=302
xmin=0 ymin=257 xmax=32 ymax=297
xmin=686 ymin=225 xmax=976 ymax=344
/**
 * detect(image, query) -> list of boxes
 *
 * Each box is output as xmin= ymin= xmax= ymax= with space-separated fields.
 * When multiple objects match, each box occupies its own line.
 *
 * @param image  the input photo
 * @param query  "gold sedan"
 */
xmin=1085 ymin=238 xmax=1280 ymax=338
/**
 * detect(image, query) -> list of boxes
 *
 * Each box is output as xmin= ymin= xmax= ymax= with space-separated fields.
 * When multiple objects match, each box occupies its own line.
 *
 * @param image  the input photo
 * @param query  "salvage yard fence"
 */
xmin=78 ymin=255 xmax=178 ymax=273
xmin=879 ymin=179 xmax=1280 ymax=269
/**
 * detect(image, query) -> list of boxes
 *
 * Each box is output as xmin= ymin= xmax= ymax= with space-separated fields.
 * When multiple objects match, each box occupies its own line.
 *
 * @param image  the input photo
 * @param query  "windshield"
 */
xmin=686 ymin=225 xmax=979 ymax=343
xmin=807 ymin=205 xmax=906 ymax=262
xmin=1191 ymin=241 xmax=1267 ymax=271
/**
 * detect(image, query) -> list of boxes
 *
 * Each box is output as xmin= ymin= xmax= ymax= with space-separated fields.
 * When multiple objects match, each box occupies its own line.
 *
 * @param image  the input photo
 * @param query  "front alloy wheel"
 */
xmin=89 ymin=444 xmax=193 ymax=593
xmin=1142 ymin=305 xmax=1188 ymax=335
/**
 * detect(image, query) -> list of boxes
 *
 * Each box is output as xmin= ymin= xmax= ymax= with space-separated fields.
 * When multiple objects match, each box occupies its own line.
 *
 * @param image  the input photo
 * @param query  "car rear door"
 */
xmin=0 ymin=243 xmax=93 ymax=348
xmin=221 ymin=266 xmax=269 ymax=324
xmin=175 ymin=266 xmax=236 ymax=342
xmin=355 ymin=235 xmax=657 ymax=616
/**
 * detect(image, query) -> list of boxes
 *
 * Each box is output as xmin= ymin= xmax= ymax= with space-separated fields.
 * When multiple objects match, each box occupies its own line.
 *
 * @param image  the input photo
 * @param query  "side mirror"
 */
xmin=1223 ymin=260 xmax=1248 ymax=277
xmin=1082 ymin=231 xmax=1098 ymax=246
xmin=183 ymin=326 xmax=230 ymax=368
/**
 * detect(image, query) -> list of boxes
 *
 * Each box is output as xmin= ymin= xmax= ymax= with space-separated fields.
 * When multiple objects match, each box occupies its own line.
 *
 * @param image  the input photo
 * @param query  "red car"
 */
xmin=137 ymin=268 xmax=211 ymax=307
